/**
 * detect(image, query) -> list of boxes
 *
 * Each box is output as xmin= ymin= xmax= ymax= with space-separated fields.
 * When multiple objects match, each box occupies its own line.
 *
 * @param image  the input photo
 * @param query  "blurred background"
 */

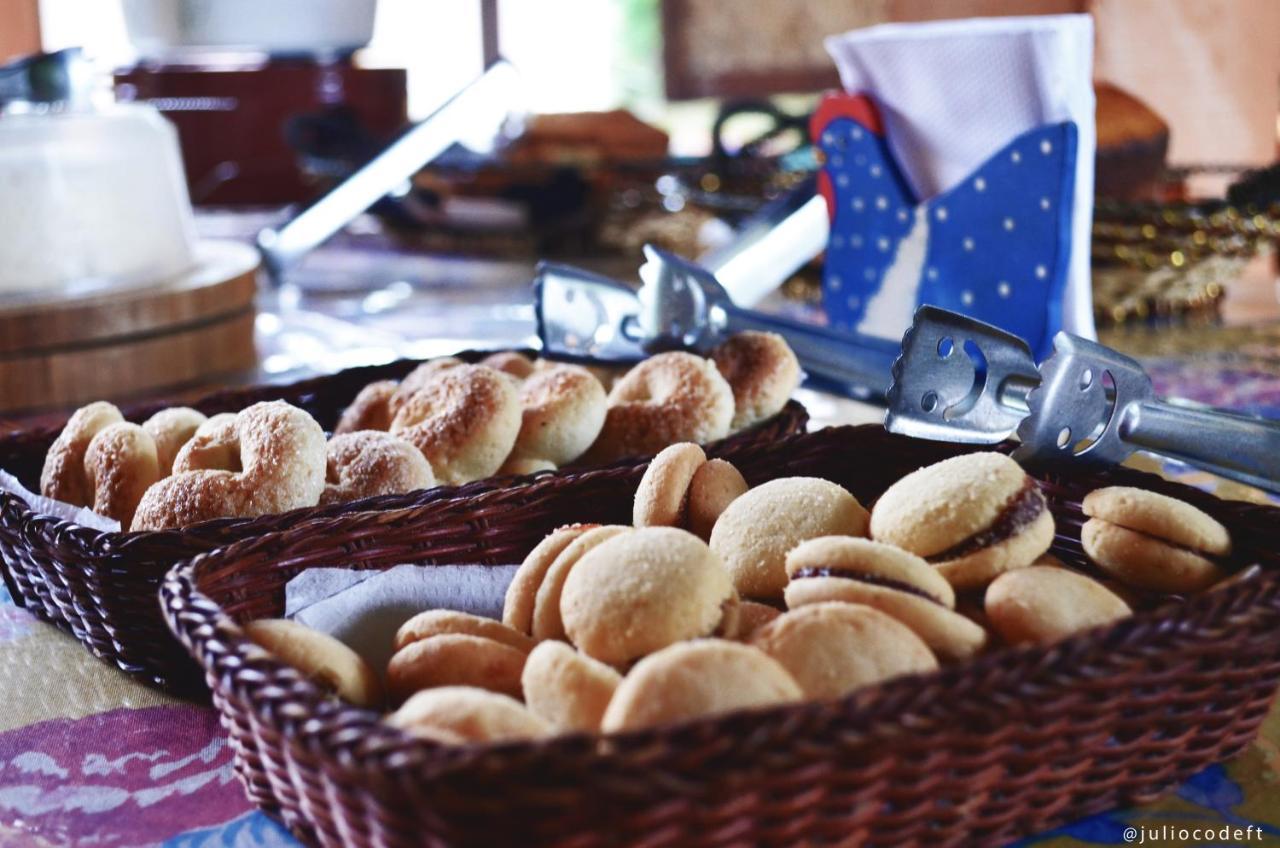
xmin=1 ymin=0 xmax=1278 ymax=419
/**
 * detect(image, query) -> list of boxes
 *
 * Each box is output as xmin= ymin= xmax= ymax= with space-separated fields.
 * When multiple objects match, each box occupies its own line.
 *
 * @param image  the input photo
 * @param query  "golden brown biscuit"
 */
xmin=585 ymin=352 xmax=734 ymax=463
xmin=41 ymin=401 xmax=126 ymax=507
xmin=394 ymin=609 xmax=536 ymax=653
xmin=387 ymin=357 xmax=465 ymax=419
xmin=243 ymin=618 xmax=382 ymax=708
xmin=751 ymin=602 xmax=938 ymax=698
xmin=521 ymin=640 xmax=622 ymax=733
xmin=387 ymin=634 xmax=527 ymax=703
xmin=985 ymin=565 xmax=1132 ymax=645
xmin=388 ymin=686 xmax=549 ymax=744
xmin=503 ymin=524 xmax=599 ymax=634
xmin=783 ymin=536 xmax=987 ymax=660
xmin=870 ymin=452 xmax=1054 ymax=590
xmin=132 ymin=401 xmax=326 ymax=531
xmin=320 ymin=431 xmax=435 ymax=505
xmin=560 ymin=527 xmax=738 ymax=665
xmin=710 ymin=331 xmax=802 ymax=431
xmin=601 ymin=640 xmax=801 ymax=732
xmin=83 ymin=422 xmax=161 ymax=526
xmin=735 ymin=601 xmax=782 ymax=640
xmin=334 ymin=380 xmax=398 ymax=434
xmin=686 ymin=459 xmax=749 ymax=539
xmin=531 ymin=526 xmax=633 ymax=641
xmin=633 ymin=443 xmax=706 ymax=528
xmin=390 ymin=364 xmax=522 ymax=485
xmin=508 ymin=365 xmax=607 ymax=467
xmin=710 ymin=477 xmax=869 ymax=601
xmin=480 ymin=351 xmax=536 ymax=380
xmin=141 ymin=407 xmax=207 ymax=474
xmin=1083 ymin=486 xmax=1230 ymax=556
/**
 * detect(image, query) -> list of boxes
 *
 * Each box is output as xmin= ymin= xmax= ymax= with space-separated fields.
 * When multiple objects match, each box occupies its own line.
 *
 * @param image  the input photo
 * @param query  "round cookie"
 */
xmin=480 ymin=351 xmax=536 ymax=380
xmin=686 ymin=459 xmax=748 ymax=539
xmin=1081 ymin=518 xmax=1225 ymax=594
xmin=783 ymin=536 xmax=987 ymax=660
xmin=586 ymin=352 xmax=735 ymax=462
xmin=508 ymin=364 xmax=607 ymax=467
xmin=870 ymin=452 xmax=1054 ymax=590
xmin=243 ymin=618 xmax=382 ymax=708
xmin=387 ymin=357 xmax=465 ymax=419
xmin=560 ymin=527 xmax=738 ymax=665
xmin=386 ymin=633 xmax=528 ymax=703
xmin=531 ymin=525 xmax=633 ymax=641
xmin=710 ymin=477 xmax=869 ymax=601
xmin=388 ymin=686 xmax=549 ymax=744
xmin=320 ymin=431 xmax=435 ymax=505
xmin=503 ymin=524 xmax=599 ymax=634
xmin=394 ymin=609 xmax=535 ymax=654
xmin=751 ymin=602 xmax=937 ymax=699
xmin=985 ymin=565 xmax=1132 ymax=645
xmin=41 ymin=401 xmax=125 ymax=506
xmin=735 ymin=601 xmax=783 ymax=640
xmin=521 ymin=640 xmax=622 ymax=733
xmin=334 ymin=380 xmax=398 ymax=434
xmin=601 ymin=640 xmax=801 ymax=733
xmin=142 ymin=407 xmax=207 ymax=474
xmin=710 ymin=331 xmax=802 ymax=431
xmin=633 ymin=443 xmax=706 ymax=528
xmin=84 ymin=422 xmax=162 ymax=526
xmin=1082 ymin=486 xmax=1230 ymax=557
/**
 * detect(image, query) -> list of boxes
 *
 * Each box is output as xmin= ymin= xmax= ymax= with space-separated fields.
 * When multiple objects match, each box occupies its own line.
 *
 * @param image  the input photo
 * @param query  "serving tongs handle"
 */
xmin=719 ymin=305 xmax=897 ymax=400
xmin=1120 ymin=401 xmax=1280 ymax=493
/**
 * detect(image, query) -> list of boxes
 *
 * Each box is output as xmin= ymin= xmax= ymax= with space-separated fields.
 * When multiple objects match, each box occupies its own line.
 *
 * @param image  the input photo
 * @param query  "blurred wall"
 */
xmin=0 ymin=0 xmax=40 ymax=62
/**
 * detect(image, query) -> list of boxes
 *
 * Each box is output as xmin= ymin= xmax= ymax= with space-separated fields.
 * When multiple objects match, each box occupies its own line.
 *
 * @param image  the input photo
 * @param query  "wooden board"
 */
xmin=0 ymin=241 xmax=260 ymax=413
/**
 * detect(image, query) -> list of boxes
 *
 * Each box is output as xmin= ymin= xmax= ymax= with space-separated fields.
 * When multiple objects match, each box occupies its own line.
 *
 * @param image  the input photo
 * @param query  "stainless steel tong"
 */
xmin=535 ymin=245 xmax=897 ymax=399
xmin=886 ymin=305 xmax=1280 ymax=492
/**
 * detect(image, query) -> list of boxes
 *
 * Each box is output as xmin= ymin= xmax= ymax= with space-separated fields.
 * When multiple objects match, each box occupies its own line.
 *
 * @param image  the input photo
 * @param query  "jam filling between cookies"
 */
xmin=925 ymin=478 xmax=1046 ymax=564
xmin=790 ymin=567 xmax=945 ymax=606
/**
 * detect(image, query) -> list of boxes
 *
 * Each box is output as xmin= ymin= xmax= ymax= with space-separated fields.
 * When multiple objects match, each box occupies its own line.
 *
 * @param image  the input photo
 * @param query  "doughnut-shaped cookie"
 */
xmin=387 ymin=357 xmax=465 ymax=420
xmin=131 ymin=401 xmax=325 ymax=531
xmin=334 ymin=380 xmax=398 ymax=434
xmin=585 ymin=352 xmax=734 ymax=463
xmin=244 ymin=618 xmax=382 ymax=707
xmin=41 ymin=401 xmax=125 ymax=506
xmin=83 ymin=423 xmax=161 ymax=526
xmin=320 ymin=432 xmax=435 ymax=506
xmin=711 ymin=331 xmax=802 ymax=430
xmin=480 ymin=351 xmax=536 ymax=380
xmin=142 ymin=407 xmax=207 ymax=474
xmin=389 ymin=364 xmax=521 ymax=485
xmin=508 ymin=364 xmax=606 ymax=467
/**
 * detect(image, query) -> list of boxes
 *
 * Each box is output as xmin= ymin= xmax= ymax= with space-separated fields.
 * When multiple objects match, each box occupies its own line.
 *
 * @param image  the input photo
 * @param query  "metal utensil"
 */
xmin=256 ymin=60 xmax=522 ymax=282
xmin=536 ymin=245 xmax=896 ymax=399
xmin=886 ymin=305 xmax=1280 ymax=491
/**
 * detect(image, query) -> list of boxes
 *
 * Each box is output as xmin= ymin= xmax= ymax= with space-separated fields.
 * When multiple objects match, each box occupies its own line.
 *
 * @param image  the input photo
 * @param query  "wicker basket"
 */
xmin=161 ymin=424 xmax=1280 ymax=847
xmin=0 ymin=354 xmax=807 ymax=692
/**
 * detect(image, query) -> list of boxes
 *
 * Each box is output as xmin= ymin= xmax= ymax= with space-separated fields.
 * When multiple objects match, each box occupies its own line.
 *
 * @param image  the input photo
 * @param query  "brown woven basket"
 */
xmin=0 ymin=354 xmax=806 ymax=692
xmin=161 ymin=424 xmax=1280 ymax=848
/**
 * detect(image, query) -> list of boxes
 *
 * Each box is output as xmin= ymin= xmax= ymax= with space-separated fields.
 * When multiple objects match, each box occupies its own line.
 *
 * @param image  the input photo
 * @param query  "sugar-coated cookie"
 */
xmin=985 ymin=565 xmax=1132 ymax=645
xmin=243 ymin=618 xmax=382 ymax=708
xmin=783 ymin=536 xmax=987 ymax=660
xmin=710 ymin=477 xmax=869 ymax=601
xmin=142 ymin=407 xmax=207 ymax=474
xmin=521 ymin=640 xmax=622 ymax=733
xmin=508 ymin=364 xmax=607 ymax=467
xmin=388 ymin=686 xmax=549 ymax=744
xmin=710 ymin=331 xmax=802 ymax=431
xmin=1080 ymin=486 xmax=1229 ymax=593
xmin=561 ymin=527 xmax=739 ymax=665
xmin=319 ymin=431 xmax=435 ymax=505
xmin=601 ymin=640 xmax=801 ymax=732
xmin=751 ymin=602 xmax=937 ymax=698
xmin=503 ymin=524 xmax=599 ymax=634
xmin=870 ymin=452 xmax=1054 ymax=590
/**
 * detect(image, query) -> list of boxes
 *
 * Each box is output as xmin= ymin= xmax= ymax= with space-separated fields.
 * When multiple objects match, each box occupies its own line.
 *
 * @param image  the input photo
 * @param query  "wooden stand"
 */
xmin=0 ymin=241 xmax=259 ymax=413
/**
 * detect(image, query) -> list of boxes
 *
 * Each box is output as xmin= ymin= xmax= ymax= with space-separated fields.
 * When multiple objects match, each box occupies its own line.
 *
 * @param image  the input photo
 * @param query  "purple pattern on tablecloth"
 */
xmin=0 ymin=706 xmax=254 ymax=847
xmin=1146 ymin=356 xmax=1280 ymax=419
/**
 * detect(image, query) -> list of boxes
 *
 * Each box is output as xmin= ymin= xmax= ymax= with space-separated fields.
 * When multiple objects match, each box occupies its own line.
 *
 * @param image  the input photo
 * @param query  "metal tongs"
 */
xmin=886 ymin=305 xmax=1280 ymax=492
xmin=535 ymin=245 xmax=897 ymax=399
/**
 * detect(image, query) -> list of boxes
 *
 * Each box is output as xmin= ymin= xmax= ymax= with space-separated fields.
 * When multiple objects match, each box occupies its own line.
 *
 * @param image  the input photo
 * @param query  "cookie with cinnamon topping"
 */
xmin=870 ymin=452 xmax=1054 ymax=590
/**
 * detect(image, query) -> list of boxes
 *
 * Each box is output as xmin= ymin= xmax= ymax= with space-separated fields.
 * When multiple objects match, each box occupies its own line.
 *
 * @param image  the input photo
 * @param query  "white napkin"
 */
xmin=825 ymin=14 xmax=1096 ymax=338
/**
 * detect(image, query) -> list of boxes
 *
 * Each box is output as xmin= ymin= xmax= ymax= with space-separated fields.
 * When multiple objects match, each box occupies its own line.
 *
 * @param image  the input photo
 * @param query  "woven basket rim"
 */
xmin=162 ymin=423 xmax=1280 ymax=785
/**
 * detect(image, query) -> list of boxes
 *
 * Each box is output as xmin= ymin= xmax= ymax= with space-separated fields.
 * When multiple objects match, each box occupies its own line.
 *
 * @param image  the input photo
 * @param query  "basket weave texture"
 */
xmin=0 ymin=355 xmax=806 ymax=691
xmin=162 ymin=424 xmax=1280 ymax=847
